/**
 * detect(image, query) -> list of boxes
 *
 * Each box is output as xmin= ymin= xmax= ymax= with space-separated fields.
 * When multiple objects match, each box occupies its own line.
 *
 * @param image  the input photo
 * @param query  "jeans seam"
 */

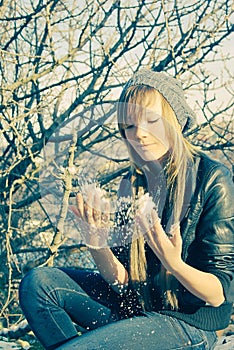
xmin=170 ymin=340 xmax=206 ymax=350
xmin=45 ymin=287 xmax=88 ymax=338
xmin=167 ymin=316 xmax=191 ymax=348
xmin=197 ymin=329 xmax=216 ymax=350
xmin=167 ymin=317 xmax=206 ymax=349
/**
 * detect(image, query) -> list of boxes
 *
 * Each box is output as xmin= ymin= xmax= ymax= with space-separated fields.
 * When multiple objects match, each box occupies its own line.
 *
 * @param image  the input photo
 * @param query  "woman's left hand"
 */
xmin=136 ymin=210 xmax=183 ymax=272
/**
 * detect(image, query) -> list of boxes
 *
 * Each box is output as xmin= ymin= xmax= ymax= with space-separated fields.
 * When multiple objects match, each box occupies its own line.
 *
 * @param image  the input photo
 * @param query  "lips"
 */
xmin=138 ymin=143 xmax=154 ymax=147
xmin=130 ymin=140 xmax=156 ymax=150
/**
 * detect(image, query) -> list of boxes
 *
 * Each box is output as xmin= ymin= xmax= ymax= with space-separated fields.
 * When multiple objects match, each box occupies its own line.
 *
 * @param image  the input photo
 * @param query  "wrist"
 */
xmin=168 ymin=258 xmax=185 ymax=276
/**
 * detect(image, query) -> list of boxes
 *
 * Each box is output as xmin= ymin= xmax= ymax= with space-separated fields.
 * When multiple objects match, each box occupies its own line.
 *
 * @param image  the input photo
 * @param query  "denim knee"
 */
xmin=19 ymin=267 xmax=60 ymax=311
xmin=20 ymin=267 xmax=54 ymax=293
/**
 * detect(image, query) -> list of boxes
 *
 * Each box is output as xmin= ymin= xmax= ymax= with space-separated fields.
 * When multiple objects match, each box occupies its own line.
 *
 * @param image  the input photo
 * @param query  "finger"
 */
xmin=168 ymin=223 xmax=181 ymax=245
xmin=69 ymin=205 xmax=80 ymax=217
xmin=82 ymin=191 xmax=94 ymax=224
xmin=85 ymin=206 xmax=94 ymax=224
xmin=135 ymin=211 xmax=150 ymax=238
xmin=151 ymin=209 xmax=161 ymax=231
xmin=150 ymin=209 xmax=169 ymax=243
xmin=76 ymin=193 xmax=84 ymax=217
xmin=93 ymin=192 xmax=101 ymax=225
xmin=101 ymin=199 xmax=110 ymax=225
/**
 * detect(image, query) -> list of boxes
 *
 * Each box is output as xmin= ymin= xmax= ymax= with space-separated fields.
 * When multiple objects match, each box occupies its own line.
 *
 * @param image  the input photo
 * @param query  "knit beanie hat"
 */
xmin=122 ymin=69 xmax=196 ymax=133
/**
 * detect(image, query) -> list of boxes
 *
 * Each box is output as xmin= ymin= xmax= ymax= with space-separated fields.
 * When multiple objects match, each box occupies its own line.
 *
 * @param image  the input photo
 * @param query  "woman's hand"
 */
xmin=70 ymin=190 xmax=110 ymax=249
xmin=136 ymin=209 xmax=183 ymax=272
xmin=70 ymin=190 xmax=129 ymax=292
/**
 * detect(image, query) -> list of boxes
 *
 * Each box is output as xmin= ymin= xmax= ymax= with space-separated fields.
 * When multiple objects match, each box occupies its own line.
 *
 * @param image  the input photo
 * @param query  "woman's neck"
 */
xmin=142 ymin=150 xmax=171 ymax=175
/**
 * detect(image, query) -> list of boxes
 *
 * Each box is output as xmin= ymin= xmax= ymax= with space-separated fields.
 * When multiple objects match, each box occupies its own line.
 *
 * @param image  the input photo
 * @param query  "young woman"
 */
xmin=19 ymin=69 xmax=234 ymax=350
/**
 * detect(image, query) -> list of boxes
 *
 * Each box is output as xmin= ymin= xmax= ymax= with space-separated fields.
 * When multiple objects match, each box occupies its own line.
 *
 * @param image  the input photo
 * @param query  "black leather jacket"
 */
xmin=163 ymin=152 xmax=234 ymax=330
xmin=113 ymin=152 xmax=234 ymax=330
xmin=181 ymin=153 xmax=233 ymax=296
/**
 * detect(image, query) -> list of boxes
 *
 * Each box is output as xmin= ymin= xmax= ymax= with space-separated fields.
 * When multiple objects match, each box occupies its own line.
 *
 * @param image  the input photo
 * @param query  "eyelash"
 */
xmin=125 ymin=119 xmax=160 ymax=129
xmin=149 ymin=119 xmax=159 ymax=124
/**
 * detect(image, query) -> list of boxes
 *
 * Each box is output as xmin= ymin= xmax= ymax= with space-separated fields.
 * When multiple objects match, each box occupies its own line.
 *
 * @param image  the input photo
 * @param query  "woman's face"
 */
xmin=124 ymin=98 xmax=170 ymax=161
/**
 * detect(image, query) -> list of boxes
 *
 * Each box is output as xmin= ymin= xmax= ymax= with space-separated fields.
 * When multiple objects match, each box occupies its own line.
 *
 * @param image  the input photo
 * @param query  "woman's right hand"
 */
xmin=70 ymin=190 xmax=111 ymax=249
xmin=70 ymin=191 xmax=129 ymax=292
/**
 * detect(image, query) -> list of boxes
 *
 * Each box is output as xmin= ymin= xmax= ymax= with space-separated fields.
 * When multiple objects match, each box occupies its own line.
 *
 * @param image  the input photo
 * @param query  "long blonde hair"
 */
xmin=117 ymin=85 xmax=197 ymax=311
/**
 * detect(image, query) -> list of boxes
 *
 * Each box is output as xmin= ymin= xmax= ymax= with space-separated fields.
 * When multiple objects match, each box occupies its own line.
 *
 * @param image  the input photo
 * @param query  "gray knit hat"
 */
xmin=122 ymin=69 xmax=196 ymax=133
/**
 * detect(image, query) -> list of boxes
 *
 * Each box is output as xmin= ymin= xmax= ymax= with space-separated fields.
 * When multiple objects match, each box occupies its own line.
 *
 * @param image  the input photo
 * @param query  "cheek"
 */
xmin=150 ymin=123 xmax=170 ymax=148
xmin=150 ymin=121 xmax=166 ymax=139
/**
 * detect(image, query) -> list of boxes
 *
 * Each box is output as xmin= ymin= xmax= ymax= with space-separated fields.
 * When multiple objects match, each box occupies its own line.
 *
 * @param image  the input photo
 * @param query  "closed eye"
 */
xmin=148 ymin=118 xmax=160 ymax=124
xmin=124 ymin=117 xmax=161 ymax=129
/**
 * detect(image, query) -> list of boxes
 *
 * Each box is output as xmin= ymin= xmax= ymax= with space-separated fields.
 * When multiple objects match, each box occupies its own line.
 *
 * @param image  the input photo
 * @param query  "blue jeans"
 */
xmin=19 ymin=267 xmax=217 ymax=350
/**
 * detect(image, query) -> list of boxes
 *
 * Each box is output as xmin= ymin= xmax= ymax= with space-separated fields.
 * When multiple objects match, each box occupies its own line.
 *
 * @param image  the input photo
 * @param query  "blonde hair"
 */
xmin=118 ymin=85 xmax=197 ymax=223
xmin=117 ymin=85 xmax=198 ymax=311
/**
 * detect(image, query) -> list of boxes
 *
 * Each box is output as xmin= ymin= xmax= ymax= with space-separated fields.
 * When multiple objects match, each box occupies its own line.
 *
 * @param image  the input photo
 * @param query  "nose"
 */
xmin=134 ymin=125 xmax=148 ymax=140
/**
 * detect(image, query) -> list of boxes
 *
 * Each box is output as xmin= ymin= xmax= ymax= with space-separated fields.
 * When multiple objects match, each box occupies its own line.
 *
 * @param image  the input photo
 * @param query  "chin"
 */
xmin=140 ymin=150 xmax=168 ymax=161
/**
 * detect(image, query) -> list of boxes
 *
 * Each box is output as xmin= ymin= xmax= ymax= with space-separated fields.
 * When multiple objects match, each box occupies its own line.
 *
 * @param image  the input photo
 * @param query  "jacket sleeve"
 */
xmin=192 ymin=163 xmax=234 ymax=299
